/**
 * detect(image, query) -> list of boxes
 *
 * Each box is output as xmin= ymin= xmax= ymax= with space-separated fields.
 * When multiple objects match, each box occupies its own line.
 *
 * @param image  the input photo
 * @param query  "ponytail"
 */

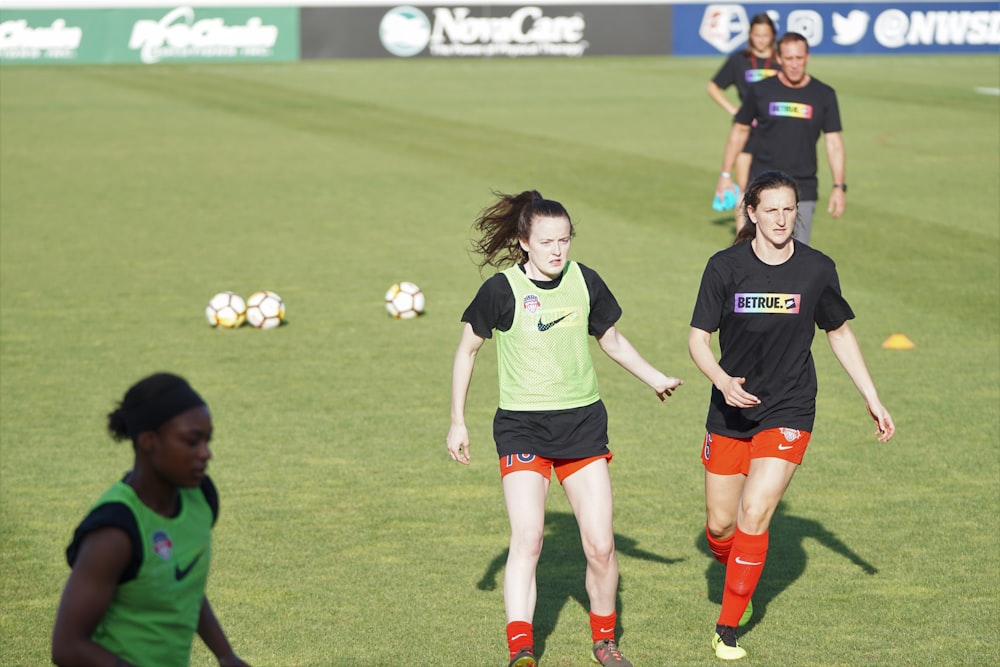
xmin=472 ymin=190 xmax=573 ymax=270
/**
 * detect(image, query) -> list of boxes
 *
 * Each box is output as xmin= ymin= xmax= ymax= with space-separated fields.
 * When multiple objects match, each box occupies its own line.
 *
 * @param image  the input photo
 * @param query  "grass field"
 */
xmin=1 ymin=54 xmax=998 ymax=666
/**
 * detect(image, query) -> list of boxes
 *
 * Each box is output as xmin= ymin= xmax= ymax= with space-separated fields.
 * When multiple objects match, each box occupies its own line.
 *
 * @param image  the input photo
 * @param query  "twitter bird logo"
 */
xmin=832 ymin=10 xmax=869 ymax=45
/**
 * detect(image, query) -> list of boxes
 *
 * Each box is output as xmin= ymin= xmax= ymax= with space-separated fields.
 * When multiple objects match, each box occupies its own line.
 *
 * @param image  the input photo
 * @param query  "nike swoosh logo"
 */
xmin=175 ymin=551 xmax=203 ymax=581
xmin=778 ymin=444 xmax=794 ymax=450
xmin=600 ymin=627 xmax=614 ymax=633
xmin=734 ymin=556 xmax=762 ymax=566
xmin=537 ymin=313 xmax=570 ymax=331
xmin=511 ymin=633 xmax=528 ymax=641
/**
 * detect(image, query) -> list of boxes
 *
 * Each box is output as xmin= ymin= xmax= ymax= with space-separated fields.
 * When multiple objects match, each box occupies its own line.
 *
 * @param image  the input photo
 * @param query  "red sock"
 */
xmin=506 ymin=621 xmax=534 ymax=658
xmin=719 ymin=528 xmax=768 ymax=627
xmin=706 ymin=525 xmax=734 ymax=565
xmin=590 ymin=611 xmax=616 ymax=642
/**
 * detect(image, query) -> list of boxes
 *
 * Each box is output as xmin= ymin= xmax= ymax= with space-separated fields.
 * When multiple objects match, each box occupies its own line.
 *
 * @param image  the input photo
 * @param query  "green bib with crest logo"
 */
xmin=90 ymin=480 xmax=213 ymax=666
xmin=498 ymin=261 xmax=599 ymax=411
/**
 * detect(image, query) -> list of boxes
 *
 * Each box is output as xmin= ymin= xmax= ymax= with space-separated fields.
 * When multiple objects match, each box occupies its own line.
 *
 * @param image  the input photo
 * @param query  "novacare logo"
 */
xmin=432 ymin=6 xmax=587 ymax=56
xmin=380 ymin=5 xmax=588 ymax=58
xmin=129 ymin=6 xmax=279 ymax=64
xmin=0 ymin=19 xmax=82 ymax=60
xmin=380 ymin=6 xmax=432 ymax=57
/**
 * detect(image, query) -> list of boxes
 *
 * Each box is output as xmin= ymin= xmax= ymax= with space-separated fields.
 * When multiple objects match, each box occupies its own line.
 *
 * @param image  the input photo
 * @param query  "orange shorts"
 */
xmin=499 ymin=453 xmax=613 ymax=483
xmin=701 ymin=428 xmax=812 ymax=475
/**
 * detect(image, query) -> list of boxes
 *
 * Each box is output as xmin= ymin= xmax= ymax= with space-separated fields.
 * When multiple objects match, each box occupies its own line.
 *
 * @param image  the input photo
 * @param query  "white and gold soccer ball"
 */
xmin=206 ymin=291 xmax=247 ymax=329
xmin=385 ymin=282 xmax=425 ymax=319
xmin=246 ymin=291 xmax=286 ymax=330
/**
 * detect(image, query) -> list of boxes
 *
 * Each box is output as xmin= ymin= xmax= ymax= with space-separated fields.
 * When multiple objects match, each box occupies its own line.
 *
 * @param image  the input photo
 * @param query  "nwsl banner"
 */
xmin=675 ymin=2 xmax=1000 ymax=55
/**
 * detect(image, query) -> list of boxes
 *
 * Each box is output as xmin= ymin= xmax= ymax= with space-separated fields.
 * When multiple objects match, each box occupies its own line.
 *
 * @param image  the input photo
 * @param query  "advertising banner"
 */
xmin=0 ymin=6 xmax=299 ymax=64
xmin=301 ymin=4 xmax=671 ymax=59
xmin=674 ymin=2 xmax=1000 ymax=55
xmin=1 ymin=10 xmax=103 ymax=63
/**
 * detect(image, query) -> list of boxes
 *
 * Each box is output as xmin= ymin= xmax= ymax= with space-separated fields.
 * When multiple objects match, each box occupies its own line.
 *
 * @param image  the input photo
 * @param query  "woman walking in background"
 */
xmin=447 ymin=190 xmax=682 ymax=667
xmin=688 ymin=171 xmax=894 ymax=660
xmin=52 ymin=372 xmax=251 ymax=667
xmin=706 ymin=13 xmax=780 ymax=231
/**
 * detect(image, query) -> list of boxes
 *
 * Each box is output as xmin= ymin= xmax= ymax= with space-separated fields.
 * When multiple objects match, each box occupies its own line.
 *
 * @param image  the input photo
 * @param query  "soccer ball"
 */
xmin=246 ymin=291 xmax=286 ymax=330
xmin=206 ymin=291 xmax=246 ymax=329
xmin=385 ymin=282 xmax=425 ymax=319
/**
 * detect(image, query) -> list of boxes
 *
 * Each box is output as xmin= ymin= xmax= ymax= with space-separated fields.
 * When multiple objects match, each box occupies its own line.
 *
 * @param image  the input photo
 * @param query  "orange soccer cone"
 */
xmin=882 ymin=334 xmax=915 ymax=350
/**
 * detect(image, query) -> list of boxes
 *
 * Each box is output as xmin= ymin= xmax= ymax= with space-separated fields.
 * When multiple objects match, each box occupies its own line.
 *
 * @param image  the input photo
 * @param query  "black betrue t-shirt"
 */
xmin=711 ymin=51 xmax=780 ymax=102
xmin=690 ymin=241 xmax=854 ymax=437
xmin=735 ymin=75 xmax=842 ymax=201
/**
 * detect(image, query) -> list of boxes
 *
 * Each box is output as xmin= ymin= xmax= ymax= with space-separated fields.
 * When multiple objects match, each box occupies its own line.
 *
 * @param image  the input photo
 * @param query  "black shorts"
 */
xmin=494 ymin=400 xmax=610 ymax=460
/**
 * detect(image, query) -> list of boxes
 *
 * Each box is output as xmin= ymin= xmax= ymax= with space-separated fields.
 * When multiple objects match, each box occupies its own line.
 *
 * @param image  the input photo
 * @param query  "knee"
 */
xmin=706 ymin=511 xmax=736 ymax=539
xmin=737 ymin=503 xmax=774 ymax=535
xmin=582 ymin=535 xmax=616 ymax=566
xmin=510 ymin=528 xmax=544 ymax=560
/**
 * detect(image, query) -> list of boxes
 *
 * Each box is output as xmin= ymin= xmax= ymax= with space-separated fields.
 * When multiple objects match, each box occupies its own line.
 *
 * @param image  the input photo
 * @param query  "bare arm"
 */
xmin=716 ymin=123 xmax=752 ymax=197
xmin=687 ymin=326 xmax=760 ymax=408
xmin=52 ymin=528 xmax=138 ymax=667
xmin=446 ymin=323 xmax=487 ymax=464
xmin=826 ymin=322 xmax=894 ymax=442
xmin=706 ymin=81 xmax=739 ymax=116
xmin=197 ymin=598 xmax=250 ymax=666
xmin=825 ymin=131 xmax=846 ymax=218
xmin=597 ymin=325 xmax=682 ymax=401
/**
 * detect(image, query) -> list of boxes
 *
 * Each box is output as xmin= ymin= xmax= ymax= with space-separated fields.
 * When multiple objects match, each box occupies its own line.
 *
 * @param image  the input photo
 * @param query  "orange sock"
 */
xmin=706 ymin=525 xmax=734 ymax=565
xmin=719 ymin=528 xmax=768 ymax=627
xmin=590 ymin=611 xmax=616 ymax=642
xmin=506 ymin=621 xmax=534 ymax=658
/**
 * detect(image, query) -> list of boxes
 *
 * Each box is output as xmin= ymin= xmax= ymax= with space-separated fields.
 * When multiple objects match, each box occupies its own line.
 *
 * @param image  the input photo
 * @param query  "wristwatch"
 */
xmin=833 ymin=183 xmax=848 ymax=192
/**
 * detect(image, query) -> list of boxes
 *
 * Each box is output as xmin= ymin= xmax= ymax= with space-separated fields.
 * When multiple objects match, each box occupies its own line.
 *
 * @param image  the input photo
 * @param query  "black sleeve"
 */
xmin=822 ymin=84 xmax=843 ymax=134
xmin=578 ymin=263 xmax=622 ymax=337
xmin=734 ymin=81 xmax=759 ymax=126
xmin=201 ymin=475 xmax=219 ymax=526
xmin=814 ymin=261 xmax=855 ymax=331
xmin=66 ymin=503 xmax=142 ymax=584
xmin=711 ymin=53 xmax=739 ymax=89
xmin=461 ymin=274 xmax=515 ymax=338
xmin=690 ymin=255 xmax=727 ymax=333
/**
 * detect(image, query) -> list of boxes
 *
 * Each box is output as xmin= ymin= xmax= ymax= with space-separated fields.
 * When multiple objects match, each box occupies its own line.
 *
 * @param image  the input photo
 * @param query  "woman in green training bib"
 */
xmin=52 ymin=372 xmax=251 ymax=667
xmin=446 ymin=190 xmax=683 ymax=667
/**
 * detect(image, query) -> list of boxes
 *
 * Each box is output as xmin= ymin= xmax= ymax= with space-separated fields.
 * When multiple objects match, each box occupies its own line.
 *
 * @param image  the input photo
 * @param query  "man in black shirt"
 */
xmin=714 ymin=33 xmax=847 ymax=244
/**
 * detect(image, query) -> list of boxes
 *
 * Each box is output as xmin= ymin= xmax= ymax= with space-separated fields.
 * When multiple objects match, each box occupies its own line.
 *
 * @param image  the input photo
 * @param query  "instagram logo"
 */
xmin=786 ymin=10 xmax=824 ymax=46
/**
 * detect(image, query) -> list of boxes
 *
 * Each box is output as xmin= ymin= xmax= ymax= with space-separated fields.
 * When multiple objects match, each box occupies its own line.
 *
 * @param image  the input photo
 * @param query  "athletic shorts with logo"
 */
xmin=500 ymin=453 xmax=613 ymax=483
xmin=701 ymin=427 xmax=812 ymax=475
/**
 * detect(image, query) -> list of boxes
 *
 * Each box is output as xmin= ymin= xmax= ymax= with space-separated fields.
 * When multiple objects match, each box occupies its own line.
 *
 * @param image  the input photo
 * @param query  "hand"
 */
xmin=715 ymin=173 xmax=733 ymax=201
xmin=447 ymin=424 xmax=471 ymax=465
xmin=827 ymin=187 xmax=846 ymax=218
xmin=654 ymin=376 xmax=684 ymax=402
xmin=718 ymin=376 xmax=760 ymax=409
xmin=866 ymin=399 xmax=895 ymax=442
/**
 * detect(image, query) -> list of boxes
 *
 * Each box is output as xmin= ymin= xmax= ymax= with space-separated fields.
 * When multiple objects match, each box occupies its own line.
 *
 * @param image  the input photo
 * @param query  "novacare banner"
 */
xmin=0 ymin=6 xmax=299 ymax=64
xmin=301 ymin=4 xmax=672 ymax=59
xmin=673 ymin=2 xmax=1000 ymax=55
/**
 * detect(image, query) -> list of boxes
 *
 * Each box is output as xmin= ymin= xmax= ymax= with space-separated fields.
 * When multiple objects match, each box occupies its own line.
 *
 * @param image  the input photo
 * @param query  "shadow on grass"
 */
xmin=696 ymin=500 xmax=878 ymax=635
xmin=477 ymin=510 xmax=684 ymax=659
xmin=711 ymin=214 xmax=738 ymax=233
